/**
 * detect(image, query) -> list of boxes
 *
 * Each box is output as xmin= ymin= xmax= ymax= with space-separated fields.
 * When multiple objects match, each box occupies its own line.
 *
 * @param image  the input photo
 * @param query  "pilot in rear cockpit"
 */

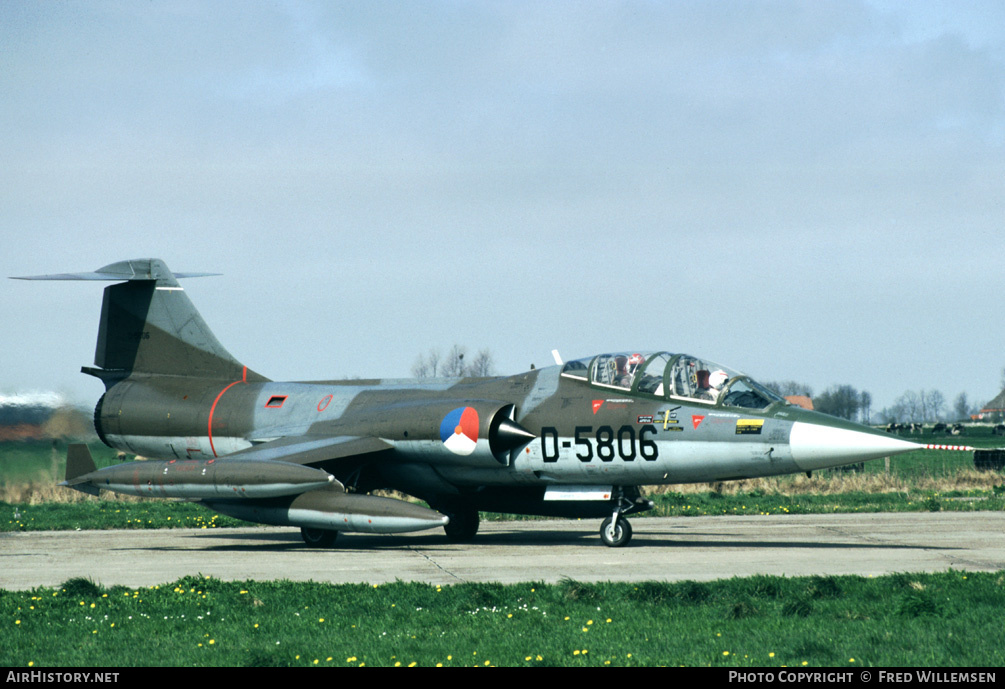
xmin=615 ymin=353 xmax=645 ymax=388
xmin=613 ymin=356 xmax=630 ymax=387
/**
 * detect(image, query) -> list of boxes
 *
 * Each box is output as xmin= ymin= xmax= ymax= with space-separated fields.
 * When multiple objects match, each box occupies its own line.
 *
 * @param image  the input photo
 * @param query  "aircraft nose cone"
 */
xmin=789 ymin=421 xmax=923 ymax=471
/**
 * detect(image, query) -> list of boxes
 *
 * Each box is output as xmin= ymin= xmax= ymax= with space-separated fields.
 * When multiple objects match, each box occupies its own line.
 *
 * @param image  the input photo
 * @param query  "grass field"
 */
xmin=2 ymin=572 xmax=1003 ymax=667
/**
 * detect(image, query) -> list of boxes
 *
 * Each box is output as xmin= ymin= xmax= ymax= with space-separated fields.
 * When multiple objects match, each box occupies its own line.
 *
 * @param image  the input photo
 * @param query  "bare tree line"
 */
xmin=757 ymin=381 xmax=983 ymax=425
xmin=411 ymin=345 xmax=495 ymax=379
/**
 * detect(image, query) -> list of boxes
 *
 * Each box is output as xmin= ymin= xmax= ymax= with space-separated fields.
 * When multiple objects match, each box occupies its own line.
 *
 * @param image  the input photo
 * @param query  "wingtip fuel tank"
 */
xmin=205 ymin=488 xmax=449 ymax=535
xmin=63 ymin=447 xmax=337 ymax=500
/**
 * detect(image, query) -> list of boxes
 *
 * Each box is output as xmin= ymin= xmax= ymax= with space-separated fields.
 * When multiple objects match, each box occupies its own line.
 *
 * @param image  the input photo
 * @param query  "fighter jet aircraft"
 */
xmin=15 ymin=258 xmax=940 ymax=547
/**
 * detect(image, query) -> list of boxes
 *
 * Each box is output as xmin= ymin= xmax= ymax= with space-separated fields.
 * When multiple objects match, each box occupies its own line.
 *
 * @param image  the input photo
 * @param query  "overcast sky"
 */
xmin=2 ymin=1 xmax=1003 ymax=416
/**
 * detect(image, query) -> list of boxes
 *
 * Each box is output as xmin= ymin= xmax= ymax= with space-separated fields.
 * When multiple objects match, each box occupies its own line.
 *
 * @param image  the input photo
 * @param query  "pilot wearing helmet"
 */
xmin=697 ymin=368 xmax=729 ymax=402
xmin=706 ymin=369 xmax=729 ymax=402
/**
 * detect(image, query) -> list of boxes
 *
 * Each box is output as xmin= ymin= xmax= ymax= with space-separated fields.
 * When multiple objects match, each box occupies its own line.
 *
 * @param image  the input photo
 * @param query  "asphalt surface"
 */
xmin=2 ymin=512 xmax=1004 ymax=590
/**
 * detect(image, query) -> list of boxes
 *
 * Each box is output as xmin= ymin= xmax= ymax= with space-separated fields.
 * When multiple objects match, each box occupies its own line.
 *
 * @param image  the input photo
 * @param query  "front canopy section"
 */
xmin=561 ymin=351 xmax=786 ymax=411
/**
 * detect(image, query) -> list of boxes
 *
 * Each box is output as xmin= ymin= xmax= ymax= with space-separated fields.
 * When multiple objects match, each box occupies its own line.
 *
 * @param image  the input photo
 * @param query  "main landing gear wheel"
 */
xmin=300 ymin=527 xmax=338 ymax=548
xmin=443 ymin=506 xmax=480 ymax=542
xmin=600 ymin=515 xmax=632 ymax=548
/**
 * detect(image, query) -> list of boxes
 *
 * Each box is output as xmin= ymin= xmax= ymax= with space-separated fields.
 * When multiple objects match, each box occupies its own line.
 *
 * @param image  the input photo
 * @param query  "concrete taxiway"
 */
xmin=2 ymin=512 xmax=1003 ymax=590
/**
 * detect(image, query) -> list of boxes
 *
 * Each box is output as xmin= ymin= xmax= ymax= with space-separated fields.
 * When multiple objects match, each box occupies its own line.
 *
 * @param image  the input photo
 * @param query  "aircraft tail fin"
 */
xmin=62 ymin=444 xmax=100 ymax=496
xmin=14 ymin=259 xmax=267 ymax=386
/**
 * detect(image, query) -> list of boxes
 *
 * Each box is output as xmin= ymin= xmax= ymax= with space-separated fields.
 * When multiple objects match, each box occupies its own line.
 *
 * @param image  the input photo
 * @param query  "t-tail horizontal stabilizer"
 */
xmin=11 ymin=259 xmax=219 ymax=282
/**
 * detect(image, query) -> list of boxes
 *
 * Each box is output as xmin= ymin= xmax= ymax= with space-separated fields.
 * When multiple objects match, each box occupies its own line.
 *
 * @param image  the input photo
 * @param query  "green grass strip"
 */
xmin=2 ymin=571 xmax=1003 ymax=667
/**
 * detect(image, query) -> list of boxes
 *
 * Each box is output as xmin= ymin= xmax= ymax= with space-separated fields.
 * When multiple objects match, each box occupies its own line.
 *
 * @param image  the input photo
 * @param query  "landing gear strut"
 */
xmin=443 ymin=505 xmax=480 ymax=542
xmin=599 ymin=488 xmax=647 ymax=547
xmin=300 ymin=527 xmax=338 ymax=548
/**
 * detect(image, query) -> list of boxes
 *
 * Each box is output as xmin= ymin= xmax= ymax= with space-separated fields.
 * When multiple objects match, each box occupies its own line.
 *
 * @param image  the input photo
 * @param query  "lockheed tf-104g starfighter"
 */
xmin=16 ymin=259 xmax=938 ymax=547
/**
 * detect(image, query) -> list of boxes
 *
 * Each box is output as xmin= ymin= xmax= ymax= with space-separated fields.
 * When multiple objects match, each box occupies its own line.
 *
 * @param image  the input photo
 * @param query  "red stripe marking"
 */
xmin=208 ymin=378 xmax=244 ymax=458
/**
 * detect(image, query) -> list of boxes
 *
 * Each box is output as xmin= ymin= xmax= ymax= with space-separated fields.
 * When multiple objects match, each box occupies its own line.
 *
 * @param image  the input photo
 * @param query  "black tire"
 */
xmin=600 ymin=516 xmax=632 ymax=547
xmin=443 ymin=506 xmax=480 ymax=542
xmin=300 ymin=527 xmax=338 ymax=548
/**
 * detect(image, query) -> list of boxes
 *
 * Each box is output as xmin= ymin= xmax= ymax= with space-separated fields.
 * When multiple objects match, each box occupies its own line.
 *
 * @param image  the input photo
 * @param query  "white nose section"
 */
xmin=789 ymin=422 xmax=923 ymax=471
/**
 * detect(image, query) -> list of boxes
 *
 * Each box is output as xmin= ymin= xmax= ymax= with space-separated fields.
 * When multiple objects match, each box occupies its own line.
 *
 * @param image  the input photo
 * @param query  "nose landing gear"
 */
xmin=599 ymin=488 xmax=651 ymax=547
xmin=600 ymin=514 xmax=632 ymax=547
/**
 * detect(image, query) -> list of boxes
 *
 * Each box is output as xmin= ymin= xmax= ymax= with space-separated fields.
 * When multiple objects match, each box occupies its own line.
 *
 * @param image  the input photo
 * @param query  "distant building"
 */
xmin=979 ymin=390 xmax=1005 ymax=422
xmin=785 ymin=395 xmax=814 ymax=411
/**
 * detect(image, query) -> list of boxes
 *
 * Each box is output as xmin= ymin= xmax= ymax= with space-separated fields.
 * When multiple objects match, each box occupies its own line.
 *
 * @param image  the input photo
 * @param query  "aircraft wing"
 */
xmin=228 ymin=435 xmax=395 ymax=467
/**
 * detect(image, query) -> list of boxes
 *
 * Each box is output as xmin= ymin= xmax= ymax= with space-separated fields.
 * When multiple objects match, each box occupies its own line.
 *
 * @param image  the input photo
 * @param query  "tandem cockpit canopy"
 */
xmin=559 ymin=351 xmax=786 ymax=411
